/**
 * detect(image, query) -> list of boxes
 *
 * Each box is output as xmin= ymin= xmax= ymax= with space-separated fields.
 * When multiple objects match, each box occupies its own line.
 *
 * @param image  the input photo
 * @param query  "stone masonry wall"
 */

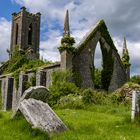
xmin=0 ymin=64 xmax=60 ymax=111
xmin=73 ymin=31 xmax=127 ymax=91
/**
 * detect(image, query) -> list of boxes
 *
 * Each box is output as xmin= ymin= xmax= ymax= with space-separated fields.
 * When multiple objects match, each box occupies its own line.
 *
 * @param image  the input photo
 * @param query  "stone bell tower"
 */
xmin=10 ymin=7 xmax=41 ymax=59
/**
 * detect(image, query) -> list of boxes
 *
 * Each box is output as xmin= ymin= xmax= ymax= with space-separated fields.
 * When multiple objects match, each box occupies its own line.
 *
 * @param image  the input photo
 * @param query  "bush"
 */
xmin=56 ymin=94 xmax=84 ymax=109
xmin=81 ymin=88 xmax=130 ymax=106
xmin=94 ymin=68 xmax=102 ymax=89
xmin=81 ymin=88 xmax=106 ymax=105
xmin=49 ymin=70 xmax=80 ymax=106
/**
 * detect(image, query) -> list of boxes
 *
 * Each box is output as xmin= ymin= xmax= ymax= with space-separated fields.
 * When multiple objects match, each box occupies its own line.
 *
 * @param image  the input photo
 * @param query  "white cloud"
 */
xmin=0 ymin=18 xmax=11 ymax=62
xmin=5 ymin=0 xmax=140 ymax=75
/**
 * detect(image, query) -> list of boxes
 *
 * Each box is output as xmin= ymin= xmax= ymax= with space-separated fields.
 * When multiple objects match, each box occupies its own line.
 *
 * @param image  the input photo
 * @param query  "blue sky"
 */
xmin=0 ymin=1 xmax=19 ymax=20
xmin=0 ymin=0 xmax=140 ymax=76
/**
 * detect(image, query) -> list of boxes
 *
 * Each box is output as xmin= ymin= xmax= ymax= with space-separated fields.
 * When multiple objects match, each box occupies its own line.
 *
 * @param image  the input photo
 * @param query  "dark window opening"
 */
xmin=28 ymin=24 xmax=32 ymax=45
xmin=15 ymin=24 xmax=18 ymax=45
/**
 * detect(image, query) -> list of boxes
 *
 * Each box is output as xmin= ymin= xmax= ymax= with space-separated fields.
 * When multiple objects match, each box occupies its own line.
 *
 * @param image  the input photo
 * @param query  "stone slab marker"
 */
xmin=18 ymin=72 xmax=28 ymax=97
xmin=131 ymin=91 xmax=140 ymax=121
xmin=2 ymin=77 xmax=14 ymax=111
xmin=36 ymin=70 xmax=46 ymax=86
xmin=18 ymin=98 xmax=67 ymax=134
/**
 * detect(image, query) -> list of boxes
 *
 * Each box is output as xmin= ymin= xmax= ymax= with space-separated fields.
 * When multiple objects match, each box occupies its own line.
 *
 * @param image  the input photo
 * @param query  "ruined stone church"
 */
xmin=0 ymin=7 xmax=130 ymax=111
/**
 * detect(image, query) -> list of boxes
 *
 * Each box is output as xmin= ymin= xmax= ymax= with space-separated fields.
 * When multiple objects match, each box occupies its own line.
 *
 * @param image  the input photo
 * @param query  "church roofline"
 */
xmin=76 ymin=20 xmax=117 ymax=52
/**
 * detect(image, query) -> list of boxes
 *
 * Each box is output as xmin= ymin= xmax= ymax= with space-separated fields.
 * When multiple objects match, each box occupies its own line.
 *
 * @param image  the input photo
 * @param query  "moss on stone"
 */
xmin=76 ymin=20 xmax=117 ymax=53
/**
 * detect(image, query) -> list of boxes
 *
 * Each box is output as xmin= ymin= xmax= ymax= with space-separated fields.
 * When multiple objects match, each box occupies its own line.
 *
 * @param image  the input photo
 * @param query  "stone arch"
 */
xmin=28 ymin=23 xmax=33 ymax=45
xmin=72 ymin=20 xmax=127 ymax=91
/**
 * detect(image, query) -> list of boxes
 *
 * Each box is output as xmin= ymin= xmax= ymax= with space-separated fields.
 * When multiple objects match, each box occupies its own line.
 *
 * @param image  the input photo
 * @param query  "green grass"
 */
xmin=0 ymin=104 xmax=140 ymax=140
xmin=0 ymin=112 xmax=49 ymax=140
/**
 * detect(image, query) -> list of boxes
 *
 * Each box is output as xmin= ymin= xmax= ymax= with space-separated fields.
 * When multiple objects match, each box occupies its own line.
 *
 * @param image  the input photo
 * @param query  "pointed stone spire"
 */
xmin=122 ymin=37 xmax=128 ymax=55
xmin=64 ymin=10 xmax=70 ymax=36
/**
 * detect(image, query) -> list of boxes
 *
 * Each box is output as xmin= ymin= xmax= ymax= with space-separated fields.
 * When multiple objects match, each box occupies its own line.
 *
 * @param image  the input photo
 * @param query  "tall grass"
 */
xmin=0 ymin=104 xmax=140 ymax=140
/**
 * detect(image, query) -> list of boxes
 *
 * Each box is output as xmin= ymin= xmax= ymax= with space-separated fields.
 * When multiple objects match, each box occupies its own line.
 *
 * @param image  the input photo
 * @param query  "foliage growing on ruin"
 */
xmin=122 ymin=49 xmax=130 ymax=69
xmin=30 ymin=73 xmax=36 ymax=86
xmin=58 ymin=36 xmax=76 ymax=53
xmin=94 ymin=68 xmax=102 ymax=89
xmin=0 ymin=49 xmax=52 ymax=89
xmin=49 ymin=70 xmax=80 ymax=106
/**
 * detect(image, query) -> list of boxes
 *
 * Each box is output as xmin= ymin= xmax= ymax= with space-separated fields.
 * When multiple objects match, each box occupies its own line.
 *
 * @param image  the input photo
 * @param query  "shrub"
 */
xmin=82 ymin=88 xmax=107 ymax=105
xmin=94 ymin=68 xmax=102 ymax=89
xmin=56 ymin=94 xmax=84 ymax=109
xmin=82 ymin=88 xmax=94 ymax=104
xmin=49 ymin=70 xmax=80 ymax=106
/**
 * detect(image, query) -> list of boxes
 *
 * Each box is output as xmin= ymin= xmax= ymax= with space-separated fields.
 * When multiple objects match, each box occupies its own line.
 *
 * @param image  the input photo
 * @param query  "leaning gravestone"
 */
xmin=131 ymin=91 xmax=140 ymax=121
xmin=20 ymin=86 xmax=50 ymax=102
xmin=18 ymin=98 xmax=67 ymax=134
xmin=12 ymin=86 xmax=50 ymax=117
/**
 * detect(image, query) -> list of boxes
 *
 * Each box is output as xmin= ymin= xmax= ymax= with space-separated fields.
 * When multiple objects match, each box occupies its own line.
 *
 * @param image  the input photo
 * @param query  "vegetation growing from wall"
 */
xmin=122 ymin=49 xmax=130 ymax=69
xmin=58 ymin=36 xmax=76 ymax=53
xmin=0 ymin=49 xmax=53 ymax=89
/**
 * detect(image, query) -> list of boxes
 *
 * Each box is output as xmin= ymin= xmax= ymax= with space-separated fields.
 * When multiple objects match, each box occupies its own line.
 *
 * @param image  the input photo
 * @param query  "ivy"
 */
xmin=58 ymin=36 xmax=76 ymax=53
xmin=122 ymin=49 xmax=130 ymax=69
xmin=61 ymin=36 xmax=75 ymax=45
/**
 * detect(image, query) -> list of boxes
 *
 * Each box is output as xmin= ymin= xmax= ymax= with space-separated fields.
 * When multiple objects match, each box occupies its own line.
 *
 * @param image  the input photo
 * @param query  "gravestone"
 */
xmin=36 ymin=70 xmax=46 ymax=86
xmin=131 ymin=91 xmax=140 ymax=121
xmin=2 ymin=77 xmax=14 ymax=111
xmin=20 ymin=86 xmax=50 ymax=102
xmin=17 ymin=98 xmax=67 ymax=134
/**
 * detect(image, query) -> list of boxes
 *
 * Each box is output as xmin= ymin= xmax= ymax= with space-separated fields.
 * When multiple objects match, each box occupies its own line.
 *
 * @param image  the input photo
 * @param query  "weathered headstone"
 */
xmin=2 ymin=77 xmax=14 ymax=111
xmin=20 ymin=86 xmax=50 ymax=102
xmin=17 ymin=98 xmax=67 ymax=134
xmin=12 ymin=86 xmax=50 ymax=116
xmin=131 ymin=91 xmax=140 ymax=121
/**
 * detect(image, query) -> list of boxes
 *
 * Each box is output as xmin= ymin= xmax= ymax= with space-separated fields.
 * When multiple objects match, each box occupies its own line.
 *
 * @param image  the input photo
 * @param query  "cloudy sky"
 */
xmin=0 ymin=0 xmax=140 ymax=76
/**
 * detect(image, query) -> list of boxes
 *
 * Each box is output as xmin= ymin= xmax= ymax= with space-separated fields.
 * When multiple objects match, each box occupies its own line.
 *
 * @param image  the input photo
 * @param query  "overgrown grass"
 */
xmin=0 ymin=112 xmax=49 ymax=140
xmin=53 ymin=105 xmax=140 ymax=140
xmin=0 ymin=104 xmax=140 ymax=140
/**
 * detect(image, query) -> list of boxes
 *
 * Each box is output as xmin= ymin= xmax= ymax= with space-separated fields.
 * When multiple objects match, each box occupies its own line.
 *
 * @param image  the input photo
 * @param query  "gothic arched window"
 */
xmin=15 ymin=23 xmax=18 ymax=45
xmin=28 ymin=23 xmax=32 ymax=45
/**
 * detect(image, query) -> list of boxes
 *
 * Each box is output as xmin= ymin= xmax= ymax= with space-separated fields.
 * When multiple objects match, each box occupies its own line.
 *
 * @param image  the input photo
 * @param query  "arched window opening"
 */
xmin=15 ymin=23 xmax=18 ymax=45
xmin=93 ymin=42 xmax=103 ymax=89
xmin=28 ymin=24 xmax=32 ymax=45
